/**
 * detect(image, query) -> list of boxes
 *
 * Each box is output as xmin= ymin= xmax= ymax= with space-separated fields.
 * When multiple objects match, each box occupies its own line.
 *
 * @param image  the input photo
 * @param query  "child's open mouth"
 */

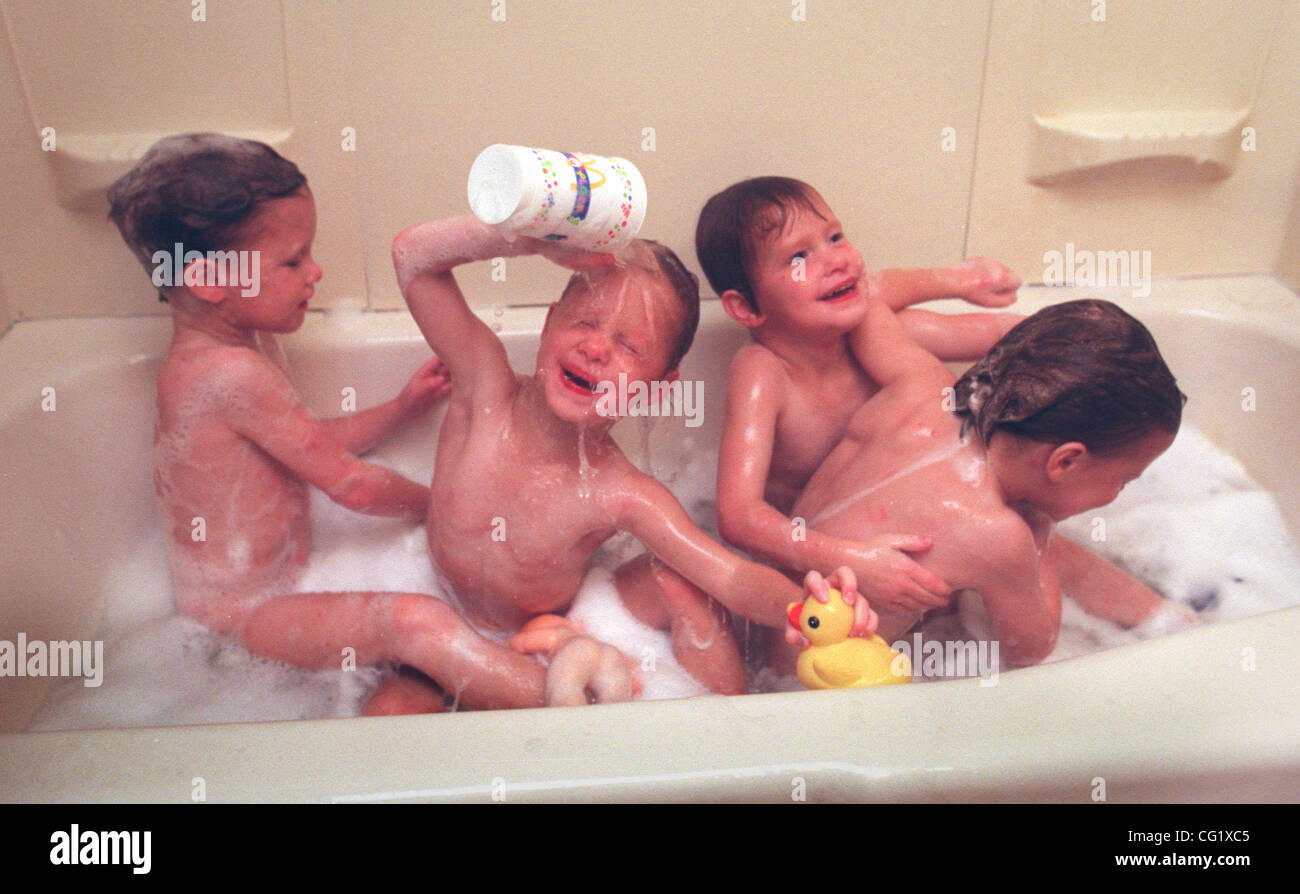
xmin=561 ymin=365 xmax=597 ymax=395
xmin=820 ymin=281 xmax=858 ymax=302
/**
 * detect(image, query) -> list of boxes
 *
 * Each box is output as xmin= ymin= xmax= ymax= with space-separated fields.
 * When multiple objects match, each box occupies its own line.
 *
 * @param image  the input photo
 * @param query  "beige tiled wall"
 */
xmin=967 ymin=0 xmax=1300 ymax=285
xmin=0 ymin=0 xmax=1297 ymax=324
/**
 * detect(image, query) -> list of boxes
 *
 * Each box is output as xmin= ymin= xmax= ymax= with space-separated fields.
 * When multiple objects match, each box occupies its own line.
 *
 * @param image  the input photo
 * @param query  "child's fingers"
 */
xmin=869 ymin=536 xmax=951 ymax=599
xmin=868 ymin=537 xmax=951 ymax=600
xmin=412 ymin=355 xmax=447 ymax=378
xmin=902 ymin=578 xmax=950 ymax=609
xmin=525 ymin=237 xmax=617 ymax=271
xmin=802 ymin=569 xmax=829 ymax=603
xmin=875 ymin=533 xmax=933 ymax=556
xmin=849 ymin=596 xmax=879 ymax=638
xmin=975 ymin=290 xmax=1018 ymax=308
xmin=904 ymin=563 xmax=952 ymax=601
xmin=827 ymin=565 xmax=858 ymax=603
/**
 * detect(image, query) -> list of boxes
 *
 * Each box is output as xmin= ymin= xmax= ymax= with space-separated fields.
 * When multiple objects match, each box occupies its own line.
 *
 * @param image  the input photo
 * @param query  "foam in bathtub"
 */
xmin=25 ymin=425 xmax=1300 ymax=731
xmin=566 ymin=565 xmax=707 ymax=701
xmin=955 ymin=426 xmax=1300 ymax=668
xmin=27 ymin=615 xmax=379 ymax=731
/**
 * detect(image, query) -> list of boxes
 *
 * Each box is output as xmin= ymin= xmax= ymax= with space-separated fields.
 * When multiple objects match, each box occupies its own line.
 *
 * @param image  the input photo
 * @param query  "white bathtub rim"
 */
xmin=2 ymin=603 xmax=1297 ymax=803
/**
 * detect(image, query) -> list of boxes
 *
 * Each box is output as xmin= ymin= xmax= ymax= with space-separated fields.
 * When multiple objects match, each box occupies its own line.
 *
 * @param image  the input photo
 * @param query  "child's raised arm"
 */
xmin=872 ymin=257 xmax=1020 ymax=311
xmin=392 ymin=216 xmax=525 ymax=406
xmin=715 ymin=344 xmax=952 ymax=615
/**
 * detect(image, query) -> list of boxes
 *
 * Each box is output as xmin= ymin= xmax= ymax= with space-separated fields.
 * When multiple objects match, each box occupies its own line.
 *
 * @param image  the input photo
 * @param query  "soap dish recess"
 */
xmin=1027 ymin=108 xmax=1249 ymax=186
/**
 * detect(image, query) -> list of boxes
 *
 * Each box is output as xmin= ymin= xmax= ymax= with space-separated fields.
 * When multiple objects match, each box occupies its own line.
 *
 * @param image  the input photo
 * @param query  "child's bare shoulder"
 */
xmin=590 ymin=442 xmax=670 ymax=513
xmin=159 ymin=341 xmax=292 ymax=413
xmin=727 ymin=341 xmax=791 ymax=398
xmin=958 ymin=505 xmax=1038 ymax=576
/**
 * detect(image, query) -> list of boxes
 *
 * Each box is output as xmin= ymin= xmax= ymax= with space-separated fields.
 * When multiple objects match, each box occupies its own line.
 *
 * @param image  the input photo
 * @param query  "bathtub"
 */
xmin=1 ymin=274 xmax=1298 ymax=803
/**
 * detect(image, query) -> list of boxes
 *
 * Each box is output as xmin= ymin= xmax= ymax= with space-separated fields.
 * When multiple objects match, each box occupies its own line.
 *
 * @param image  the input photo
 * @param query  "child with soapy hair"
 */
xmin=109 ymin=133 xmax=556 ymax=714
xmin=697 ymin=176 xmax=1024 ymax=623
xmin=790 ymin=298 xmax=1196 ymax=665
xmin=392 ymin=216 xmax=806 ymax=700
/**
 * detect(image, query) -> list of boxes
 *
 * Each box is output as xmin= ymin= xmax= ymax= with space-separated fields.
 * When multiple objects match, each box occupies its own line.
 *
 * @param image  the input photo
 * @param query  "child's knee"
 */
xmin=361 ymin=671 xmax=446 ymax=716
xmin=614 ymin=555 xmax=673 ymax=628
xmin=388 ymin=591 xmax=462 ymax=637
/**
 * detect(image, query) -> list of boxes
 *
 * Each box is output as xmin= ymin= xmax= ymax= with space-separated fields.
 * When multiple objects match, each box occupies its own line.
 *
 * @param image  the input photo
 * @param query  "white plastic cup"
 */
xmin=467 ymin=144 xmax=647 ymax=251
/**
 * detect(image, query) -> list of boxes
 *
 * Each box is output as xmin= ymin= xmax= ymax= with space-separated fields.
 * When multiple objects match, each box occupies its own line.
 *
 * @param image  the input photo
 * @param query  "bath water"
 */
xmin=27 ymin=425 xmax=1300 ymax=730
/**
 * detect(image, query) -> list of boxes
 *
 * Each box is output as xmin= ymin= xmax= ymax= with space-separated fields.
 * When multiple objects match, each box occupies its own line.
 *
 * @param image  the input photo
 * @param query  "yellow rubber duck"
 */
xmin=787 ymin=587 xmax=911 ymax=689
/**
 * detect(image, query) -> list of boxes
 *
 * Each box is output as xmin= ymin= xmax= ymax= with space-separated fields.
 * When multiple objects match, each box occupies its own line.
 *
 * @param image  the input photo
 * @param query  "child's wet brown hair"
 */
xmin=559 ymin=238 xmax=701 ymax=372
xmin=695 ymin=176 xmax=825 ymax=312
xmin=107 ymin=133 xmax=307 ymax=301
xmin=953 ymin=299 xmax=1185 ymax=454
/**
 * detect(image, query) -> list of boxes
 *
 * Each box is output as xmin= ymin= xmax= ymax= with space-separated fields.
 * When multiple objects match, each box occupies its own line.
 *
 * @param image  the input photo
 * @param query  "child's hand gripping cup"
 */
xmin=467 ymin=144 xmax=647 ymax=251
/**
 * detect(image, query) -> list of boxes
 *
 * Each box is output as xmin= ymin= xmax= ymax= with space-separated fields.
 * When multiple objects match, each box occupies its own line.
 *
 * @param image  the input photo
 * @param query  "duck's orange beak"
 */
xmin=787 ymin=601 xmax=804 ymax=630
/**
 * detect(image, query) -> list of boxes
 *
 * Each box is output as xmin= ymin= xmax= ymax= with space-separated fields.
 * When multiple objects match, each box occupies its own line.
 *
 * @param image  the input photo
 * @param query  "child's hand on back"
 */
xmin=399 ymin=356 xmax=452 ymax=417
xmin=853 ymin=533 xmax=953 ymax=616
xmin=958 ymin=257 xmax=1021 ymax=307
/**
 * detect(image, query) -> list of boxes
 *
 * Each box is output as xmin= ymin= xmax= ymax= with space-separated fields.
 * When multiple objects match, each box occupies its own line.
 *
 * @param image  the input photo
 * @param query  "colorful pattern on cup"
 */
xmin=528 ymin=149 xmax=560 ymax=230
xmin=587 ymin=157 xmax=637 ymax=250
xmin=563 ymin=152 xmax=593 ymax=225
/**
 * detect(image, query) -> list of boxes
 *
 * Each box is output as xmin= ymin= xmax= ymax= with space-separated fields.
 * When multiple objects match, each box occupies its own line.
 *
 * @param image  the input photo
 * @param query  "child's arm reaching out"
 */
xmin=896 ymin=309 xmax=1023 ymax=364
xmin=873 ymin=257 xmax=1020 ymax=310
xmin=1048 ymin=535 xmax=1198 ymax=629
xmin=610 ymin=466 xmax=804 ymax=629
xmin=870 ymin=258 xmax=1023 ymax=363
xmin=321 ymin=355 xmax=452 ymax=455
xmin=217 ymin=349 xmax=428 ymax=519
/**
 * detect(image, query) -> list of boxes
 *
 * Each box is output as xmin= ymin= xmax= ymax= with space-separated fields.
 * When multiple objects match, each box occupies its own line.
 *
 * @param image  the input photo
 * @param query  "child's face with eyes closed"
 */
xmin=536 ymin=265 xmax=684 ymax=426
xmin=222 ymin=189 xmax=322 ymax=333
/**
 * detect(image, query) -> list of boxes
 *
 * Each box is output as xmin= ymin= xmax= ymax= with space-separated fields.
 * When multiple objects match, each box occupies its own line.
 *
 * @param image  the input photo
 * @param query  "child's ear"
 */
xmin=1045 ymin=442 xmax=1088 ymax=483
xmin=182 ymin=257 xmax=229 ymax=306
xmin=719 ymin=289 xmax=765 ymax=329
xmin=652 ymin=368 xmax=680 ymax=398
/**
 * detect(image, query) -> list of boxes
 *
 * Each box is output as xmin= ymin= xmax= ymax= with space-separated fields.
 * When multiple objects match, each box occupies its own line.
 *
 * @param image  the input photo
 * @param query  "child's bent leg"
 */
xmin=214 ymin=591 xmax=546 ymax=710
xmin=614 ymin=554 xmax=747 ymax=695
xmin=361 ymin=669 xmax=447 ymax=716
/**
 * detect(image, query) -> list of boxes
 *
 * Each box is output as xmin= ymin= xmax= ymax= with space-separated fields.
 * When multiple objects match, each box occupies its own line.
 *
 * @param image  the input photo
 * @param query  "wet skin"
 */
xmin=395 ymin=217 xmax=808 ymax=697
xmin=152 ymin=191 xmax=549 ymax=712
xmin=714 ymin=188 xmax=1023 ymax=617
xmin=790 ymin=294 xmax=1179 ymax=665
